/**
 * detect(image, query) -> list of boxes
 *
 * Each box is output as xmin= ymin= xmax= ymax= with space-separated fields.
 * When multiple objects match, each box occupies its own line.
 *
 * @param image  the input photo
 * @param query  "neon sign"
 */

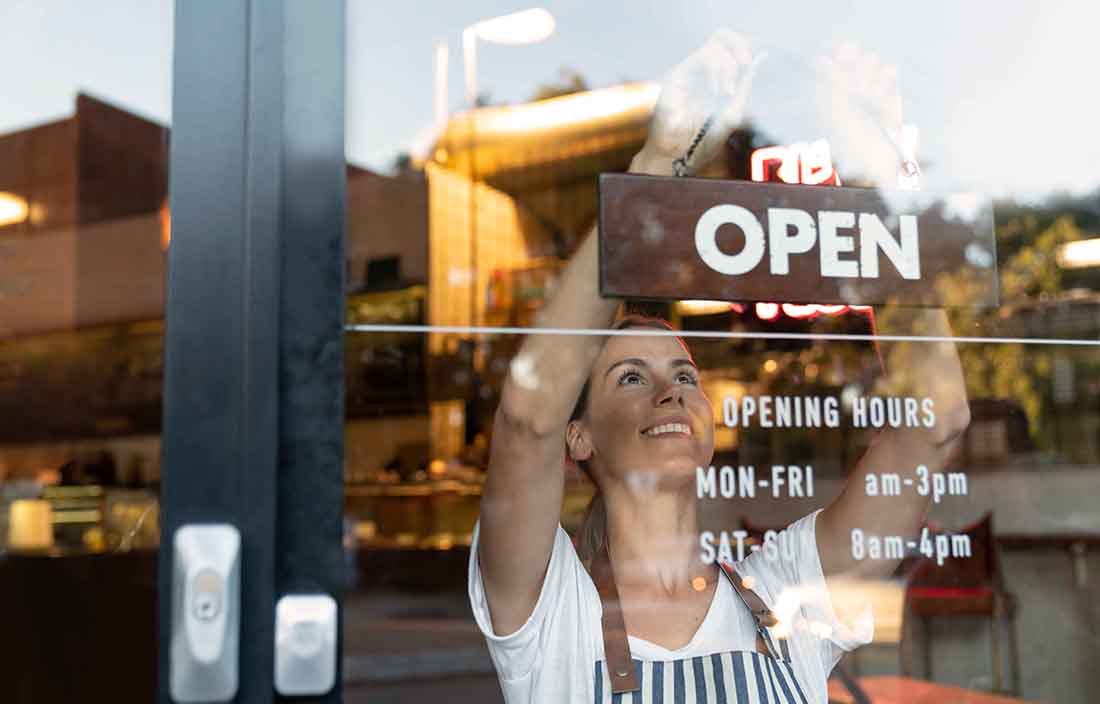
xmin=742 ymin=140 xmax=871 ymax=321
xmin=728 ymin=301 xmax=871 ymax=321
xmin=750 ymin=140 xmax=840 ymax=186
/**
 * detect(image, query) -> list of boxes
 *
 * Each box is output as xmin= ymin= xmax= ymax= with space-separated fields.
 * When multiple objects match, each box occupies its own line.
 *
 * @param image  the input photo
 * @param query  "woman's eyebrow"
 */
xmin=671 ymin=357 xmax=698 ymax=371
xmin=604 ymin=357 xmax=648 ymax=379
xmin=604 ymin=357 xmax=697 ymax=379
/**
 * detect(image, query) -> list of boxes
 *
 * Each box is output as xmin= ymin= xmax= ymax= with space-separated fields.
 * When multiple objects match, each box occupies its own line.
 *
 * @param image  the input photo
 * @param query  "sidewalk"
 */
xmin=341 ymin=590 xmax=504 ymax=703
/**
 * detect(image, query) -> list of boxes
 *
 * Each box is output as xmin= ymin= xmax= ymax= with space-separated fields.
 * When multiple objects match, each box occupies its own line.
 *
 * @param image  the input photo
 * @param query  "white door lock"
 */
xmin=170 ymin=524 xmax=240 ymax=702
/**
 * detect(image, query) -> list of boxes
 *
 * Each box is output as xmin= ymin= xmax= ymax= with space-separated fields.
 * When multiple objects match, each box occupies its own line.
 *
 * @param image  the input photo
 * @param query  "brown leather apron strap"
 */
xmin=718 ymin=562 xmax=779 ymax=628
xmin=590 ymin=547 xmax=640 ymax=693
xmin=591 ymin=554 xmax=788 ymax=694
xmin=718 ymin=562 xmax=786 ymax=660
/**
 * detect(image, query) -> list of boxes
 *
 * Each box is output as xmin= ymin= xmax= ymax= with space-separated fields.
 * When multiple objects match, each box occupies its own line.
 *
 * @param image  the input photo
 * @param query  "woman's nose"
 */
xmin=656 ymin=383 xmax=685 ymax=407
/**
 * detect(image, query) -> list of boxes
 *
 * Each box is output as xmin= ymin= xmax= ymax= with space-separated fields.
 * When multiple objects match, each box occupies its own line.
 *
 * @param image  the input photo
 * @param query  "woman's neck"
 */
xmin=602 ymin=480 xmax=709 ymax=596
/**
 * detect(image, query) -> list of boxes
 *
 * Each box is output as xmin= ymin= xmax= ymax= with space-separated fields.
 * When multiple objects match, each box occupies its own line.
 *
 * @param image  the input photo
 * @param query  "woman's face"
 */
xmin=569 ymin=333 xmax=715 ymax=492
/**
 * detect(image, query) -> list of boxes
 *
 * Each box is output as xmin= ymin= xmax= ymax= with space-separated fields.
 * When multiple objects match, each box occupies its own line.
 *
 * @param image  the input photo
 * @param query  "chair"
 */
xmin=900 ymin=513 xmax=1020 ymax=695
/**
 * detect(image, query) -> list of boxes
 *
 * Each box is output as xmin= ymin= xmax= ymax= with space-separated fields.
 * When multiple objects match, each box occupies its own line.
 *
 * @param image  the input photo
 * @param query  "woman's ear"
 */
xmin=566 ymin=420 xmax=594 ymax=462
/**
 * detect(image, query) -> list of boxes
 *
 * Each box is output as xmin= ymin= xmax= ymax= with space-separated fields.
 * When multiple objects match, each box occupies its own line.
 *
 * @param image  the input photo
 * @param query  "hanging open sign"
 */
xmin=598 ymin=174 xmax=998 ymax=308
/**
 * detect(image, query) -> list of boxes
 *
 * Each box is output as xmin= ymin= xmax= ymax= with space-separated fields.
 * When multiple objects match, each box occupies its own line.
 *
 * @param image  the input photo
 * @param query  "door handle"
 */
xmin=170 ymin=524 xmax=241 ymax=702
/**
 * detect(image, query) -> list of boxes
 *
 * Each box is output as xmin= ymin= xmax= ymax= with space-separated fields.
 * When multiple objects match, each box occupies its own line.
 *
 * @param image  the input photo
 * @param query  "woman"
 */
xmin=469 ymin=32 xmax=970 ymax=703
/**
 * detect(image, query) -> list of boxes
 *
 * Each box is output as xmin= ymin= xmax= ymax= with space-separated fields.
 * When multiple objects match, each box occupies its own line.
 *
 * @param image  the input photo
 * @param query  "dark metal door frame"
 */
xmin=160 ymin=2 xmax=345 ymax=702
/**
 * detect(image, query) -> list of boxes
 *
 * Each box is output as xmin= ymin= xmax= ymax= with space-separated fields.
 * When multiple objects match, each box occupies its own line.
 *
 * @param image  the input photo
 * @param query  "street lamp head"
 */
xmin=472 ymin=8 xmax=555 ymax=45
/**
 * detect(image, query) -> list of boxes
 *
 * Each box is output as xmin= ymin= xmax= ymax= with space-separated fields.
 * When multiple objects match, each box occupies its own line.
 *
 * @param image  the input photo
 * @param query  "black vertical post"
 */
xmin=160 ymin=2 xmax=345 ymax=702
xmin=275 ymin=2 xmax=346 ymax=701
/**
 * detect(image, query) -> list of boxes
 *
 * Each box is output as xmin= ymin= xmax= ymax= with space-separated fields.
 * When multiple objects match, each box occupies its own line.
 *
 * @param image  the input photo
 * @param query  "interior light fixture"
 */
xmin=0 ymin=192 xmax=29 ymax=227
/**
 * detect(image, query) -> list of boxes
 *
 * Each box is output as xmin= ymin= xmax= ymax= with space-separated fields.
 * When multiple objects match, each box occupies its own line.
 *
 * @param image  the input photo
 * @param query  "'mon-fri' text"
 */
xmin=697 ymin=464 xmax=815 ymax=499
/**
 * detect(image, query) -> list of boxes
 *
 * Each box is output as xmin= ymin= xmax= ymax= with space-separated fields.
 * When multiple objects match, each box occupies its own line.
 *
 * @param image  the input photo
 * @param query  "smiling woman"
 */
xmin=567 ymin=316 xmax=710 ymax=566
xmin=470 ymin=30 xmax=970 ymax=704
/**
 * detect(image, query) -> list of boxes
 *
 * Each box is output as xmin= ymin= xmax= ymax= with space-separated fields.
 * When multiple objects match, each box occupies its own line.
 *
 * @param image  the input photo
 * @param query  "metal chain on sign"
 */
xmin=672 ymin=114 xmax=716 ymax=177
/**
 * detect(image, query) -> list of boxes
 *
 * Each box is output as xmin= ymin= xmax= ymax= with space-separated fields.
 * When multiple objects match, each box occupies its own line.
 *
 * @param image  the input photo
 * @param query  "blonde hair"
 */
xmin=571 ymin=315 xmax=687 ymax=564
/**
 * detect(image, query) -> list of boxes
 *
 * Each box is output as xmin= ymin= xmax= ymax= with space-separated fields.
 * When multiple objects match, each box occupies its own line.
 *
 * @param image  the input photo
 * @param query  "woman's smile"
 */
xmin=641 ymin=418 xmax=694 ymax=437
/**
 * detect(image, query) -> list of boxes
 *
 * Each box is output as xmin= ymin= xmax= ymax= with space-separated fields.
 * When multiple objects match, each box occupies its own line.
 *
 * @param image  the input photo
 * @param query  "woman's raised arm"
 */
xmin=476 ymin=226 xmax=620 ymax=636
xmin=816 ymin=308 xmax=970 ymax=580
xmin=477 ymin=30 xmax=759 ymax=635
xmin=805 ymin=42 xmax=972 ymax=580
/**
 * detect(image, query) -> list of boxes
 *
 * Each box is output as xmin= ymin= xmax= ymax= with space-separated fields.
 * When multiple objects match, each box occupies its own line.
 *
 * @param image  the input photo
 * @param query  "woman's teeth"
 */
xmin=644 ymin=423 xmax=692 ymax=436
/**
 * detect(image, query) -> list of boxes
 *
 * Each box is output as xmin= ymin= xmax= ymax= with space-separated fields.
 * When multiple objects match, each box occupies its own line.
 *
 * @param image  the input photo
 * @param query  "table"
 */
xmin=828 ymin=675 xmax=1035 ymax=704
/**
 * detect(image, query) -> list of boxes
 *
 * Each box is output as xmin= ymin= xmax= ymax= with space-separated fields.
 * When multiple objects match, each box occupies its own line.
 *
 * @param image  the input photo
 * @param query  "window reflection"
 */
xmin=339 ymin=33 xmax=1100 ymax=704
xmin=0 ymin=6 xmax=1098 ymax=702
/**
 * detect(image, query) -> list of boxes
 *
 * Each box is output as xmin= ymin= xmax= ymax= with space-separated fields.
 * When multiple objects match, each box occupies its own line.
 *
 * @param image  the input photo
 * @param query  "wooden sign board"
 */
xmin=599 ymin=174 xmax=998 ymax=308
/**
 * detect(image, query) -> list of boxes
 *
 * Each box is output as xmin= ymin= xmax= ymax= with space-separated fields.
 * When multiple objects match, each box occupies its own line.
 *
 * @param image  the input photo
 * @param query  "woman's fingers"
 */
xmin=818 ymin=41 xmax=903 ymax=132
xmin=645 ymin=31 xmax=904 ymax=181
xmin=688 ymin=51 xmax=764 ymax=171
xmin=711 ymin=28 xmax=755 ymax=67
xmin=645 ymin=29 xmax=760 ymax=173
xmin=811 ymin=41 xmax=906 ymax=185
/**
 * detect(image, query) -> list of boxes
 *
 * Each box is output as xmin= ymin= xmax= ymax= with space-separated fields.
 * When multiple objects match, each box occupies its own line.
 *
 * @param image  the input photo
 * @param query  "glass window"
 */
xmin=343 ymin=4 xmax=1100 ymax=703
xmin=0 ymin=2 xmax=172 ymax=701
xmin=5 ymin=3 xmax=1098 ymax=702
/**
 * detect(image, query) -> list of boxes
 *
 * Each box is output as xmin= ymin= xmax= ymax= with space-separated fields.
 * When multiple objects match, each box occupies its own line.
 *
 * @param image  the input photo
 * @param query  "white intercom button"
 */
xmin=275 ymin=594 xmax=338 ymax=696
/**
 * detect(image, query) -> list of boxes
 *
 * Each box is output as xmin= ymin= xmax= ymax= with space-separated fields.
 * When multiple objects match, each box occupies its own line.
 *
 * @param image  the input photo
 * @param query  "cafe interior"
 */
xmin=1 ymin=85 xmax=1099 ymax=702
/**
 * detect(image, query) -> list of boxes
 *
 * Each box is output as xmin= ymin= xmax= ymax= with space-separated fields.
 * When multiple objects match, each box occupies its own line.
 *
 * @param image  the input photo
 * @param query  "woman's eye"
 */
xmin=618 ymin=370 xmax=644 ymax=385
xmin=677 ymin=371 xmax=699 ymax=385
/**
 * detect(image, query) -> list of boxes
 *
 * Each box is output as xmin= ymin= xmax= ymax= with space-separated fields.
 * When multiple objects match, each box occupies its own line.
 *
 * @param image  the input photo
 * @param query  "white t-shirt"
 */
xmin=468 ymin=509 xmax=873 ymax=704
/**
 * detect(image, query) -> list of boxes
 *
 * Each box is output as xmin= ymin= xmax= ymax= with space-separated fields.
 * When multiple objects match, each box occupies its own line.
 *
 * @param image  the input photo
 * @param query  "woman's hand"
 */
xmin=631 ymin=29 xmax=763 ymax=177
xmin=812 ymin=41 xmax=911 ymax=187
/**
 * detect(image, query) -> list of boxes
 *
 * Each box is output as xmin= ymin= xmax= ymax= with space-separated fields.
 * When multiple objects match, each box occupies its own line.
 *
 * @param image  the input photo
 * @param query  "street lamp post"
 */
xmin=459 ymin=8 xmax=555 ymax=330
xmin=426 ymin=10 xmax=554 ymax=464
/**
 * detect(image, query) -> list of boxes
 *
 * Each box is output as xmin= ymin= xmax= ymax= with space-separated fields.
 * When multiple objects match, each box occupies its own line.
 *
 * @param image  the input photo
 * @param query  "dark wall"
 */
xmin=76 ymin=94 xmax=167 ymax=227
xmin=0 ymin=118 xmax=77 ymax=233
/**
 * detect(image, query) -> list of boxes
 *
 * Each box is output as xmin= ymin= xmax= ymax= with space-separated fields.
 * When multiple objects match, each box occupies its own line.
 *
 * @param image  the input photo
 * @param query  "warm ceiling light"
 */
xmin=677 ymin=299 xmax=731 ymax=316
xmin=1057 ymin=238 xmax=1100 ymax=269
xmin=0 ymin=192 xmax=29 ymax=227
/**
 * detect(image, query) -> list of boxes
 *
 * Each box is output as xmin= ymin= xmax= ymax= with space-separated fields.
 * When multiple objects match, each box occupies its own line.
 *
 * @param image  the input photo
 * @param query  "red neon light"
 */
xmin=750 ymin=146 xmax=798 ymax=184
xmin=799 ymin=140 xmax=839 ymax=185
xmin=750 ymin=140 xmax=840 ymax=186
xmin=780 ymin=303 xmax=871 ymax=320
xmin=755 ymin=302 xmax=781 ymax=321
xmin=746 ymin=302 xmax=872 ymax=321
xmin=779 ymin=303 xmax=818 ymax=319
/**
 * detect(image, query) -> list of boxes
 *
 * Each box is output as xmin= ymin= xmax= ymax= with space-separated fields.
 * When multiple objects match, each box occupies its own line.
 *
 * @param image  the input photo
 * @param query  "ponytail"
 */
xmin=575 ymin=484 xmax=607 ymax=566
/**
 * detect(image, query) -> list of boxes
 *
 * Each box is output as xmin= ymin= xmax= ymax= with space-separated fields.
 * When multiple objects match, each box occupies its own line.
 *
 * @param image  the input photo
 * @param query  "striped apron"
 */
xmin=593 ymin=649 xmax=809 ymax=704
xmin=591 ymin=557 xmax=809 ymax=704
